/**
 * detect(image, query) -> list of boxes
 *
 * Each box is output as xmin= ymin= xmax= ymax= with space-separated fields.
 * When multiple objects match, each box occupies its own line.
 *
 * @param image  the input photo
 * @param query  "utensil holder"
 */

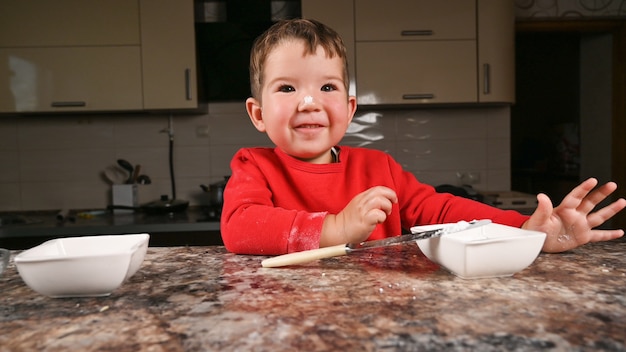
xmin=112 ymin=184 xmax=138 ymax=213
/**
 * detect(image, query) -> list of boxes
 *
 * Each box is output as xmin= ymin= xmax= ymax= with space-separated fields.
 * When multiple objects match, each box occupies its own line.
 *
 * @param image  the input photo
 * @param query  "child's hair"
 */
xmin=249 ymin=19 xmax=349 ymax=100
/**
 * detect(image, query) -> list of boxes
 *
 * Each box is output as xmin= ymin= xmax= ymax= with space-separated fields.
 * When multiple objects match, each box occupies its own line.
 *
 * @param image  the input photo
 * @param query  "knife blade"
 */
xmin=261 ymin=219 xmax=491 ymax=268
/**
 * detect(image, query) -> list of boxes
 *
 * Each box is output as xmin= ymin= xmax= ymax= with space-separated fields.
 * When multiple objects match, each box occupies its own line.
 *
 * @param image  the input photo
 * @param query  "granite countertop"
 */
xmin=1 ymin=240 xmax=625 ymax=351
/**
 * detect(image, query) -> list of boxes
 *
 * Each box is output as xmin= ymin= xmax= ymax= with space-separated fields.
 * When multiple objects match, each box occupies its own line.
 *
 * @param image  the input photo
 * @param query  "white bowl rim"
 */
xmin=411 ymin=222 xmax=546 ymax=242
xmin=14 ymin=233 xmax=149 ymax=263
xmin=443 ymin=228 xmax=546 ymax=244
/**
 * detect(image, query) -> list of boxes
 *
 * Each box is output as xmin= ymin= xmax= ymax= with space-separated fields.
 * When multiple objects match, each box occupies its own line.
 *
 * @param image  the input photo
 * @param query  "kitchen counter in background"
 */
xmin=0 ymin=207 xmax=221 ymax=249
xmin=1 ymin=240 xmax=625 ymax=351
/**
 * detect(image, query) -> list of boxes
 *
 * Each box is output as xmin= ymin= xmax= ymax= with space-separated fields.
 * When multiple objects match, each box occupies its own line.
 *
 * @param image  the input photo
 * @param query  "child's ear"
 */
xmin=347 ymin=95 xmax=357 ymax=124
xmin=246 ymin=97 xmax=266 ymax=132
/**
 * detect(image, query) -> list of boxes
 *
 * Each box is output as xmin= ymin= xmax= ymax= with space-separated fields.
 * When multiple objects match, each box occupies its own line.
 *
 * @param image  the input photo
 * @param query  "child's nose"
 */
xmin=298 ymin=94 xmax=318 ymax=110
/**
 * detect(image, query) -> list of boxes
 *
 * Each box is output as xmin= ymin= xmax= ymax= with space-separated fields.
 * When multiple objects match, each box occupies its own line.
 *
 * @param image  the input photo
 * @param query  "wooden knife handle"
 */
xmin=261 ymin=244 xmax=348 ymax=268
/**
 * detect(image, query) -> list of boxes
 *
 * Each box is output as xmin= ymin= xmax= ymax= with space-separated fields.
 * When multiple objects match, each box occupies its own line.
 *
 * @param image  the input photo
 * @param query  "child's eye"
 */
xmin=321 ymin=84 xmax=338 ymax=92
xmin=278 ymin=85 xmax=295 ymax=93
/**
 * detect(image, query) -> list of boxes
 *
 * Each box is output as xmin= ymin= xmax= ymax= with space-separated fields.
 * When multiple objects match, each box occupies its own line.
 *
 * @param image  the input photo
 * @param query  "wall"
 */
xmin=0 ymin=103 xmax=511 ymax=211
xmin=514 ymin=0 xmax=626 ymax=18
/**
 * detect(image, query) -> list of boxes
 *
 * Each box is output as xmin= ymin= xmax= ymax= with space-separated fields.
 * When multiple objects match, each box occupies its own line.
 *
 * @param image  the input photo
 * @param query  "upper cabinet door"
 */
xmin=302 ymin=0 xmax=356 ymax=96
xmin=0 ymin=0 xmax=197 ymax=114
xmin=355 ymin=0 xmax=476 ymax=41
xmin=478 ymin=0 xmax=515 ymax=103
xmin=0 ymin=0 xmax=140 ymax=47
xmin=304 ymin=0 xmax=514 ymax=106
xmin=356 ymin=41 xmax=477 ymax=105
xmin=0 ymin=47 xmax=143 ymax=112
xmin=140 ymin=0 xmax=197 ymax=110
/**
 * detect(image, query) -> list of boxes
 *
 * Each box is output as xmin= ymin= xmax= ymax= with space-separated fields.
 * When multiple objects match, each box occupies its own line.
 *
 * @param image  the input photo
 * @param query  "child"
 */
xmin=220 ymin=19 xmax=625 ymax=256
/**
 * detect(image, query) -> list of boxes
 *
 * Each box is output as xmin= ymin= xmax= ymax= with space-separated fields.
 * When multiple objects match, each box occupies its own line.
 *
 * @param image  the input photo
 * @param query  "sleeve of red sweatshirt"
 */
xmin=220 ymin=149 xmax=326 ymax=255
xmin=389 ymin=155 xmax=530 ymax=229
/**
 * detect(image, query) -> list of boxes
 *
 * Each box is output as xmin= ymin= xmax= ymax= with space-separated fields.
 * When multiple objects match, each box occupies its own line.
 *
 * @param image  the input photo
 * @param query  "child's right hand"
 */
xmin=321 ymin=186 xmax=398 ymax=247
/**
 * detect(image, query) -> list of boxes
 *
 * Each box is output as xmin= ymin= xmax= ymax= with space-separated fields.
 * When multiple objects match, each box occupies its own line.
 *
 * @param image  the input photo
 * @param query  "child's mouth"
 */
xmin=296 ymin=124 xmax=323 ymax=129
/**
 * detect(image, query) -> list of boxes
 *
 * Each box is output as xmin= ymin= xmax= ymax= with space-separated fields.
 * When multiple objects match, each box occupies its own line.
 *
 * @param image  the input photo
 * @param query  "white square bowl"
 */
xmin=14 ymin=234 xmax=149 ymax=297
xmin=411 ymin=223 xmax=545 ymax=279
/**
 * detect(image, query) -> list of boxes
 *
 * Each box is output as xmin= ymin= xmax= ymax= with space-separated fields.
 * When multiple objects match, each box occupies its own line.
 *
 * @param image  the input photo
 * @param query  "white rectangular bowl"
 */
xmin=15 ymin=234 xmax=149 ymax=297
xmin=412 ymin=223 xmax=546 ymax=279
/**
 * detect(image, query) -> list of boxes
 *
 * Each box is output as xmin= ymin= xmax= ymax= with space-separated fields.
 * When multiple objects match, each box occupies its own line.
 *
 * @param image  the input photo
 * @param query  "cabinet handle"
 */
xmin=401 ymin=30 xmax=434 ymax=36
xmin=51 ymin=101 xmax=86 ymax=108
xmin=185 ymin=68 xmax=192 ymax=101
xmin=402 ymin=94 xmax=435 ymax=100
xmin=483 ymin=63 xmax=491 ymax=95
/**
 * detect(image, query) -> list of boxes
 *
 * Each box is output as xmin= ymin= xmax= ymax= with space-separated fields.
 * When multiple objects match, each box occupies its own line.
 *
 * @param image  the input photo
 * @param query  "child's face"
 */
xmin=246 ymin=40 xmax=357 ymax=164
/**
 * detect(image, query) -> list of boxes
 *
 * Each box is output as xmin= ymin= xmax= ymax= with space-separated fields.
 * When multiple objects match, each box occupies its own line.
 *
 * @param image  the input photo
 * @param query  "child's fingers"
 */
xmin=577 ymin=181 xmax=618 ymax=214
xmin=363 ymin=194 xmax=394 ymax=217
xmin=587 ymin=228 xmax=625 ymax=243
xmin=587 ymin=198 xmax=626 ymax=229
xmin=558 ymin=178 xmax=597 ymax=210
xmin=367 ymin=208 xmax=389 ymax=225
xmin=532 ymin=193 xmax=553 ymax=222
xmin=368 ymin=185 xmax=398 ymax=203
xmin=523 ymin=193 xmax=555 ymax=234
xmin=359 ymin=187 xmax=397 ymax=215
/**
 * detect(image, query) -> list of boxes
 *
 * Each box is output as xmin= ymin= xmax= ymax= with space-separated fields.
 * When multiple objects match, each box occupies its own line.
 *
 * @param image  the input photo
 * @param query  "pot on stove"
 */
xmin=200 ymin=176 xmax=230 ymax=206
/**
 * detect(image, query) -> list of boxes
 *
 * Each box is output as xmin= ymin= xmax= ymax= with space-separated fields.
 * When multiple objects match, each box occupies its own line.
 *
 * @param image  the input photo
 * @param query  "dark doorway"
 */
xmin=511 ymin=32 xmax=582 ymax=203
xmin=511 ymin=20 xmax=626 ymax=230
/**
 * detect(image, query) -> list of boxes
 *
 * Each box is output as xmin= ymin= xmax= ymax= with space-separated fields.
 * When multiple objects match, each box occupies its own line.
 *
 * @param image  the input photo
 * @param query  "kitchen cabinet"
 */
xmin=355 ymin=0 xmax=475 ymax=41
xmin=301 ymin=0 xmax=356 ymax=96
xmin=355 ymin=0 xmax=476 ymax=105
xmin=302 ymin=0 xmax=515 ymax=105
xmin=140 ymin=0 xmax=197 ymax=110
xmin=0 ymin=0 xmax=197 ymax=113
xmin=356 ymin=41 xmax=477 ymax=104
xmin=477 ymin=0 xmax=515 ymax=103
xmin=0 ymin=1 xmax=140 ymax=47
xmin=0 ymin=47 xmax=143 ymax=112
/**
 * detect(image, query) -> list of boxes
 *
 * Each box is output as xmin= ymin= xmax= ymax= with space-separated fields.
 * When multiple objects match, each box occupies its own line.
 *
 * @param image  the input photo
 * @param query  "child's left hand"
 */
xmin=522 ymin=178 xmax=626 ymax=252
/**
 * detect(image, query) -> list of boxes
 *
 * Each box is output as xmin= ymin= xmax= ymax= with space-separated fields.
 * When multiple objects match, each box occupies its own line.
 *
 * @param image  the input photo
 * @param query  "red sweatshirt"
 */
xmin=220 ymin=146 xmax=529 ymax=255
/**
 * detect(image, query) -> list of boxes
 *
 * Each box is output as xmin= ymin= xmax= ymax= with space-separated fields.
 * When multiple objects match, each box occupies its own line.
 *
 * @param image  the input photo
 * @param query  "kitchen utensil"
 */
xmin=117 ymin=159 xmax=134 ymax=184
xmin=200 ymin=176 xmax=230 ymax=205
xmin=103 ymin=165 xmax=128 ymax=185
xmin=142 ymin=195 xmax=189 ymax=213
xmin=132 ymin=164 xmax=141 ymax=184
xmin=136 ymin=174 xmax=152 ymax=185
xmin=14 ymin=234 xmax=149 ymax=297
xmin=261 ymin=220 xmax=492 ymax=268
xmin=112 ymin=184 xmax=138 ymax=213
xmin=414 ymin=222 xmax=546 ymax=279
xmin=55 ymin=209 xmax=75 ymax=223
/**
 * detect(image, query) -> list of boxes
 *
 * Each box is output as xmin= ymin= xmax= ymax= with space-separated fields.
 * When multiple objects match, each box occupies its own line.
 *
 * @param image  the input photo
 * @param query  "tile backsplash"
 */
xmin=0 ymin=102 xmax=511 ymax=211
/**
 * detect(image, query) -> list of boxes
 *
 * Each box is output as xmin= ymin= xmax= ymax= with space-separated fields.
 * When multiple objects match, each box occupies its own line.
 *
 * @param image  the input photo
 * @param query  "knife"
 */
xmin=261 ymin=219 xmax=491 ymax=268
